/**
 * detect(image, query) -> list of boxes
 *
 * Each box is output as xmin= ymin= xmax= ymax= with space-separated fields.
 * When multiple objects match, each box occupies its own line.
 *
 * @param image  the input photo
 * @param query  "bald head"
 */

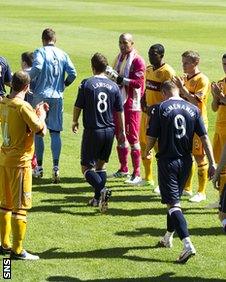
xmin=119 ymin=33 xmax=134 ymax=55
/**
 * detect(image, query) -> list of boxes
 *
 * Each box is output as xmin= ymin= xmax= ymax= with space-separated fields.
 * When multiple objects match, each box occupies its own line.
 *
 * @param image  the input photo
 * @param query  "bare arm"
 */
xmin=72 ymin=106 xmax=82 ymax=133
xmin=145 ymin=136 xmax=157 ymax=159
xmin=116 ymin=111 xmax=126 ymax=145
xmin=200 ymin=135 xmax=216 ymax=179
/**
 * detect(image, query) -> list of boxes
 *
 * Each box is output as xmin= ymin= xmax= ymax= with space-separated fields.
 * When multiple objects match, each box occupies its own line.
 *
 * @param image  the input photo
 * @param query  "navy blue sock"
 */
xmin=169 ymin=208 xmax=189 ymax=240
xmin=85 ymin=170 xmax=105 ymax=200
xmin=167 ymin=212 xmax=175 ymax=233
xmin=96 ymin=170 xmax=107 ymax=187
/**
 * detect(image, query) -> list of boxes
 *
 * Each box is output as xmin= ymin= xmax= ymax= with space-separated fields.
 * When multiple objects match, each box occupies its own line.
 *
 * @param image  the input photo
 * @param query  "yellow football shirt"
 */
xmin=215 ymin=78 xmax=226 ymax=127
xmin=184 ymin=72 xmax=210 ymax=124
xmin=0 ymin=97 xmax=44 ymax=167
xmin=145 ymin=63 xmax=176 ymax=106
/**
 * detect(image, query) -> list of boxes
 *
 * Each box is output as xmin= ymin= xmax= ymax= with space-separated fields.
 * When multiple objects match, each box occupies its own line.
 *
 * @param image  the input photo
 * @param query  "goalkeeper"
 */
xmin=106 ymin=33 xmax=145 ymax=185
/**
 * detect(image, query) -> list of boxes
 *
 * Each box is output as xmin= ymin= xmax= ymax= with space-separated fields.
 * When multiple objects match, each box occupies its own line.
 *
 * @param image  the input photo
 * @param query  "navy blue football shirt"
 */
xmin=147 ymin=97 xmax=207 ymax=159
xmin=0 ymin=57 xmax=12 ymax=95
xmin=75 ymin=75 xmax=123 ymax=129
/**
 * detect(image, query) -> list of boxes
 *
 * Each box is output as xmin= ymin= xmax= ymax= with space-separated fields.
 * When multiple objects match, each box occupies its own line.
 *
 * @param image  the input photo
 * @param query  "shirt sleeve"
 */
xmin=74 ymin=80 xmax=86 ymax=109
xmin=127 ymin=57 xmax=145 ymax=89
xmin=64 ymin=53 xmax=77 ymax=86
xmin=114 ymin=85 xmax=124 ymax=112
xmin=194 ymin=112 xmax=207 ymax=137
xmin=146 ymin=105 xmax=160 ymax=137
xmin=4 ymin=62 xmax=12 ymax=83
xmin=29 ymin=49 xmax=44 ymax=79
xmin=194 ymin=76 xmax=210 ymax=102
xmin=20 ymin=103 xmax=44 ymax=133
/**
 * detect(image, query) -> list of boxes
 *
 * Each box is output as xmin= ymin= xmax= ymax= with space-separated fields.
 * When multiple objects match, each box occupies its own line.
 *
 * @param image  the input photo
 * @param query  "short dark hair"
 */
xmin=12 ymin=71 xmax=30 ymax=92
xmin=149 ymin=44 xmax=165 ymax=56
xmin=21 ymin=52 xmax=34 ymax=67
xmin=91 ymin=53 xmax=108 ymax=73
xmin=222 ymin=54 xmax=226 ymax=59
xmin=161 ymin=80 xmax=178 ymax=93
xmin=42 ymin=28 xmax=56 ymax=42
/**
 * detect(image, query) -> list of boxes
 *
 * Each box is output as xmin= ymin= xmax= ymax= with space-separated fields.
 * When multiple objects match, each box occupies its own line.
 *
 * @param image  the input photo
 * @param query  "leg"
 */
xmin=114 ymin=111 xmax=129 ymax=175
xmin=219 ymin=184 xmax=226 ymax=232
xmin=50 ymin=130 xmax=61 ymax=168
xmin=33 ymin=134 xmax=44 ymax=178
xmin=0 ymin=166 xmax=12 ymax=252
xmin=50 ymin=130 xmax=61 ymax=183
xmin=140 ymin=112 xmax=154 ymax=183
xmin=35 ymin=134 xmax=44 ymax=167
xmin=0 ymin=208 xmax=12 ymax=251
xmin=189 ymin=154 xmax=207 ymax=202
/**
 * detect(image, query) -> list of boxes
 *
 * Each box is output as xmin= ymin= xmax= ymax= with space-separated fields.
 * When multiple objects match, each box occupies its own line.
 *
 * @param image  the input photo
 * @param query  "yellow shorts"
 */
xmin=213 ymin=130 xmax=226 ymax=163
xmin=0 ymin=166 xmax=32 ymax=210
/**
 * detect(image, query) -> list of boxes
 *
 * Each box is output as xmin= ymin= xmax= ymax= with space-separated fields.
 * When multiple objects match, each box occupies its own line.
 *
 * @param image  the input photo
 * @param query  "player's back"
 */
xmin=0 ymin=97 xmax=41 ymax=167
xmin=153 ymin=98 xmax=203 ymax=159
xmin=78 ymin=75 xmax=123 ymax=129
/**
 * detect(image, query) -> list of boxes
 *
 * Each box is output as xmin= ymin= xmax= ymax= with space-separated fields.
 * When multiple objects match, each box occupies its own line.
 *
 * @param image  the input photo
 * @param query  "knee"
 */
xmin=131 ymin=142 xmax=141 ymax=150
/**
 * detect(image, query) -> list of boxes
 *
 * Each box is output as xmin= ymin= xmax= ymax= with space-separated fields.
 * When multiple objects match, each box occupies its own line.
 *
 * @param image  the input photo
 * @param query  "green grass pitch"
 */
xmin=0 ymin=0 xmax=226 ymax=281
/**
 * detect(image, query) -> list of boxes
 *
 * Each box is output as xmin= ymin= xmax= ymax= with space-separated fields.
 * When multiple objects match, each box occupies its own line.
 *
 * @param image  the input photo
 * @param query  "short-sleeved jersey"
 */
xmin=75 ymin=75 xmax=123 ymax=129
xmin=147 ymin=97 xmax=207 ymax=159
xmin=145 ymin=63 xmax=176 ymax=106
xmin=30 ymin=45 xmax=76 ymax=99
xmin=0 ymin=97 xmax=44 ymax=167
xmin=184 ymin=72 xmax=210 ymax=123
xmin=0 ymin=57 xmax=12 ymax=96
xmin=215 ymin=77 xmax=226 ymax=127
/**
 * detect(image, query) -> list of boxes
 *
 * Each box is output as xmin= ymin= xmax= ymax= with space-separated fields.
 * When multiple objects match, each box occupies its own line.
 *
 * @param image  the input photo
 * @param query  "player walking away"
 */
xmin=139 ymin=44 xmax=175 ymax=189
xmin=72 ymin=53 xmax=125 ymax=212
xmin=173 ymin=51 xmax=210 ymax=202
xmin=209 ymin=54 xmax=226 ymax=209
xmin=212 ymin=143 xmax=226 ymax=233
xmin=30 ymin=28 xmax=76 ymax=183
xmin=21 ymin=52 xmax=35 ymax=104
xmin=0 ymin=56 xmax=12 ymax=99
xmin=0 ymin=71 xmax=48 ymax=260
xmin=21 ymin=51 xmax=38 ymax=170
xmin=145 ymin=80 xmax=215 ymax=263
xmin=106 ymin=33 xmax=145 ymax=185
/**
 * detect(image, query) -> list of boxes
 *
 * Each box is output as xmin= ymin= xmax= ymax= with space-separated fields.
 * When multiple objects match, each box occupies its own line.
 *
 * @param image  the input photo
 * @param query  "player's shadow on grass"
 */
xmin=33 ymin=185 xmax=89 ymax=195
xmin=33 ymin=176 xmax=85 ymax=185
xmin=46 ymin=272 xmax=226 ymax=282
xmin=116 ymin=226 xmax=224 ymax=238
xmin=38 ymin=244 xmax=171 ymax=263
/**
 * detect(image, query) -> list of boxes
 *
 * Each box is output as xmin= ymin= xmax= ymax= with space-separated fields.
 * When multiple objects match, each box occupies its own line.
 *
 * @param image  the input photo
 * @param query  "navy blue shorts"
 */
xmin=81 ymin=127 xmax=115 ymax=168
xmin=219 ymin=184 xmax=226 ymax=213
xmin=158 ymin=156 xmax=192 ymax=205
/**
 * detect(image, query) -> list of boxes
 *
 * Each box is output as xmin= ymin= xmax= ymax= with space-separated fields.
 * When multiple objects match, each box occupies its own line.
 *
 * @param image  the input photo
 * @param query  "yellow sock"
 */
xmin=0 ymin=209 xmax=12 ymax=248
xmin=142 ymin=158 xmax=153 ymax=181
xmin=197 ymin=162 xmax=208 ymax=194
xmin=184 ymin=162 xmax=195 ymax=193
xmin=11 ymin=211 xmax=27 ymax=254
xmin=219 ymin=173 xmax=226 ymax=196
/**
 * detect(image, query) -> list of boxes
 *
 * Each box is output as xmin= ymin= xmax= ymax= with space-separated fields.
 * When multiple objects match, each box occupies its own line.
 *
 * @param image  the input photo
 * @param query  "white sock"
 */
xmin=165 ymin=231 xmax=174 ymax=239
xmin=182 ymin=237 xmax=192 ymax=249
xmin=222 ymin=219 xmax=226 ymax=229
